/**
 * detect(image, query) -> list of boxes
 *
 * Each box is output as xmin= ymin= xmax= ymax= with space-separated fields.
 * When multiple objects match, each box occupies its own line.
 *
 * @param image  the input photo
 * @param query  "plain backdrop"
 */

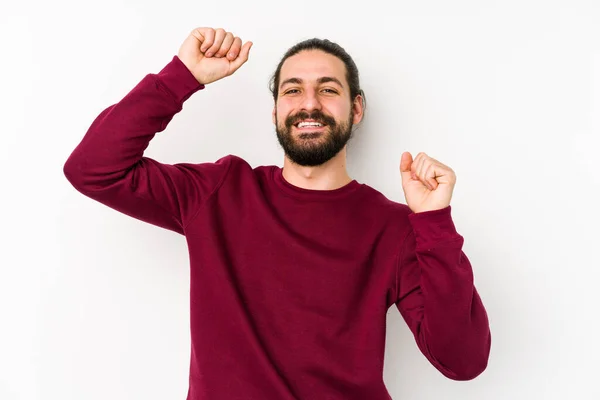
xmin=1 ymin=1 xmax=599 ymax=399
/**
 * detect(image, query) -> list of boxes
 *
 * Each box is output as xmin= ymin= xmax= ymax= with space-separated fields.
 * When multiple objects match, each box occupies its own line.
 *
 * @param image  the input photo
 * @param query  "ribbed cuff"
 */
xmin=156 ymin=55 xmax=205 ymax=104
xmin=408 ymin=206 xmax=460 ymax=246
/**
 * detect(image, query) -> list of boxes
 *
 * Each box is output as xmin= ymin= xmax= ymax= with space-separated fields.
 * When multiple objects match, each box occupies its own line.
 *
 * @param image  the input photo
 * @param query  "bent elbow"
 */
xmin=63 ymin=156 xmax=83 ymax=189
xmin=444 ymin=355 xmax=489 ymax=381
xmin=441 ymin=331 xmax=491 ymax=381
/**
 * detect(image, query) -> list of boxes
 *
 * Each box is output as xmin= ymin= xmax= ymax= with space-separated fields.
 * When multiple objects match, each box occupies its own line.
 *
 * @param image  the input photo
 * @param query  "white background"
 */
xmin=1 ymin=1 xmax=599 ymax=399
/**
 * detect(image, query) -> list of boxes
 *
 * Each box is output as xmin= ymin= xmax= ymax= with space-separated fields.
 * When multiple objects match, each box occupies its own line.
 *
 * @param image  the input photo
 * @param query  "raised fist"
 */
xmin=177 ymin=27 xmax=253 ymax=85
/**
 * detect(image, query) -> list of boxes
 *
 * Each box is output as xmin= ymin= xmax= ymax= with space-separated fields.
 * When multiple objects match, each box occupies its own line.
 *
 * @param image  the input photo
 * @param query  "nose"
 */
xmin=299 ymin=87 xmax=322 ymax=111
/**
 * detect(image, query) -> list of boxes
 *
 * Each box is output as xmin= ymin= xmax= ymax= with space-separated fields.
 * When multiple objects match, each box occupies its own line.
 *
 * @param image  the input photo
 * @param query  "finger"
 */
xmin=423 ymin=163 xmax=438 ymax=190
xmin=417 ymin=159 xmax=427 ymax=184
xmin=199 ymin=28 xmax=215 ymax=53
xmin=414 ymin=153 xmax=426 ymax=180
xmin=227 ymin=36 xmax=243 ymax=60
xmin=206 ymin=28 xmax=226 ymax=57
xmin=410 ymin=152 xmax=421 ymax=178
xmin=188 ymin=28 xmax=205 ymax=48
xmin=400 ymin=152 xmax=413 ymax=183
xmin=400 ymin=152 xmax=412 ymax=172
xmin=215 ymin=32 xmax=235 ymax=58
xmin=229 ymin=41 xmax=253 ymax=72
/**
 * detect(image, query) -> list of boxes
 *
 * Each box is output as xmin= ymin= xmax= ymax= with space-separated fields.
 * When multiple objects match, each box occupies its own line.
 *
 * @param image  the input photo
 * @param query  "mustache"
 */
xmin=285 ymin=111 xmax=336 ymax=128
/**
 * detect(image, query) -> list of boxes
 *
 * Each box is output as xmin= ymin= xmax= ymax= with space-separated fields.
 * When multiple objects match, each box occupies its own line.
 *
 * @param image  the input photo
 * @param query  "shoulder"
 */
xmin=219 ymin=154 xmax=278 ymax=179
xmin=360 ymin=183 xmax=413 ymax=218
xmin=350 ymin=183 xmax=416 ymax=238
xmin=187 ymin=154 xmax=255 ymax=175
xmin=191 ymin=154 xmax=278 ymax=187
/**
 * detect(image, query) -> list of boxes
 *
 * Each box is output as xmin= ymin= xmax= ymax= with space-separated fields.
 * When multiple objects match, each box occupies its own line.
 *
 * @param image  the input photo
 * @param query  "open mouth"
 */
xmin=294 ymin=120 xmax=327 ymax=130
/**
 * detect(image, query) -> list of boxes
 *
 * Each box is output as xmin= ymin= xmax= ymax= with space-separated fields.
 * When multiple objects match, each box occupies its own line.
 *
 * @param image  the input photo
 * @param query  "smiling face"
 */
xmin=272 ymin=50 xmax=364 ymax=166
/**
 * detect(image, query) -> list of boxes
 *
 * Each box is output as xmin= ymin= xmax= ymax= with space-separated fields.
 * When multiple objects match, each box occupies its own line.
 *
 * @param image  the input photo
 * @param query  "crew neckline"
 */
xmin=272 ymin=166 xmax=361 ymax=201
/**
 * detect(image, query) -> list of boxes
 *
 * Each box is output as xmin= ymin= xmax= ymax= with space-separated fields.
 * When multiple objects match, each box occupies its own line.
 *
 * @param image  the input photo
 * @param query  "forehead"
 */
xmin=279 ymin=50 xmax=347 ymax=87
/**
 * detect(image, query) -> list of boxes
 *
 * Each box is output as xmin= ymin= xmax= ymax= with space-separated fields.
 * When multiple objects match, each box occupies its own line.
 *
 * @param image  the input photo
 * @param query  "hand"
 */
xmin=399 ymin=152 xmax=457 ymax=213
xmin=177 ymin=27 xmax=253 ymax=85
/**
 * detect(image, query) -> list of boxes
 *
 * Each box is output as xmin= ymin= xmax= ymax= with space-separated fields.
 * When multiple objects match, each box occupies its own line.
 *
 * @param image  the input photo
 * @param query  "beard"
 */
xmin=275 ymin=109 xmax=355 ymax=167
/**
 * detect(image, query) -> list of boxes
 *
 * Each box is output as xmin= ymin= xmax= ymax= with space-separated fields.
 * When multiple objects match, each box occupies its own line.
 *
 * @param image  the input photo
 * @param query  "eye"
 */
xmin=282 ymin=88 xmax=339 ymax=95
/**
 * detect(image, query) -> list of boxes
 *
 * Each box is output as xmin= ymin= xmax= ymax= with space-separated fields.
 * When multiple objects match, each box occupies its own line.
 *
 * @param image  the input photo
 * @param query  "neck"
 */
xmin=281 ymin=149 xmax=352 ymax=191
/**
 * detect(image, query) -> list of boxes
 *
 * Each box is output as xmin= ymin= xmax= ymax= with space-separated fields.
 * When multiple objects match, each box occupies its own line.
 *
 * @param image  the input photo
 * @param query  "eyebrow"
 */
xmin=279 ymin=77 xmax=344 ymax=90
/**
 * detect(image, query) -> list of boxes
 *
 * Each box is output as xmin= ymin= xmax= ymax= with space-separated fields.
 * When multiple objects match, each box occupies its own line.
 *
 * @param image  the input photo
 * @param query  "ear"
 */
xmin=272 ymin=106 xmax=276 ymax=125
xmin=352 ymin=93 xmax=364 ymax=124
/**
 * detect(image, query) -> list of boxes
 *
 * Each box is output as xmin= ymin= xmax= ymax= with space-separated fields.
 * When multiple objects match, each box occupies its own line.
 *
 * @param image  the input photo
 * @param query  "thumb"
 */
xmin=229 ymin=41 xmax=253 ymax=73
xmin=400 ymin=151 xmax=413 ymax=183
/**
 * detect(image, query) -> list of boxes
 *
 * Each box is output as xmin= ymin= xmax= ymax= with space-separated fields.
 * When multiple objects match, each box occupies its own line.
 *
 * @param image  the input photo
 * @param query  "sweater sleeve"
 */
xmin=63 ymin=56 xmax=232 ymax=235
xmin=395 ymin=205 xmax=491 ymax=380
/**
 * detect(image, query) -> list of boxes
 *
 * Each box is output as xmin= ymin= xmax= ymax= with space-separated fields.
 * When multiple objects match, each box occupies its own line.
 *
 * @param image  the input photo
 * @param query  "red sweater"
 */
xmin=63 ymin=56 xmax=491 ymax=399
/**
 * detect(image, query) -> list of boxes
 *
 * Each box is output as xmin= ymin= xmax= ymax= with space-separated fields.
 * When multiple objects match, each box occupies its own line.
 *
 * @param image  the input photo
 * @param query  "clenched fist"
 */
xmin=400 ymin=152 xmax=457 ymax=213
xmin=178 ymin=27 xmax=253 ymax=85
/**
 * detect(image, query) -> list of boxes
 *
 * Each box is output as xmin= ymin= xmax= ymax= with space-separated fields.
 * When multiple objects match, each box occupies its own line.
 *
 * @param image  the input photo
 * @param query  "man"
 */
xmin=63 ymin=27 xmax=491 ymax=400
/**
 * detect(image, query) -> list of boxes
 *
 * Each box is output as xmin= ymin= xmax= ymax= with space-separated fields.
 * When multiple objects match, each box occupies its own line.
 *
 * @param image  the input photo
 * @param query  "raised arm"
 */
xmin=394 ymin=152 xmax=491 ymax=379
xmin=63 ymin=28 xmax=252 ymax=234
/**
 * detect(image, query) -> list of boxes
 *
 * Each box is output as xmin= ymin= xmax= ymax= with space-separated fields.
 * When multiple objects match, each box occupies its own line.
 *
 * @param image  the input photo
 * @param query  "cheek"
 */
xmin=325 ymin=101 xmax=349 ymax=117
xmin=275 ymin=105 xmax=293 ymax=123
xmin=277 ymin=100 xmax=293 ymax=113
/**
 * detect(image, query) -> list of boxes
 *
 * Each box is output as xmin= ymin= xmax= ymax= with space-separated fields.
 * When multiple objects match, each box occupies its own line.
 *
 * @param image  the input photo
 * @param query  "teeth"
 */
xmin=297 ymin=121 xmax=323 ymax=128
